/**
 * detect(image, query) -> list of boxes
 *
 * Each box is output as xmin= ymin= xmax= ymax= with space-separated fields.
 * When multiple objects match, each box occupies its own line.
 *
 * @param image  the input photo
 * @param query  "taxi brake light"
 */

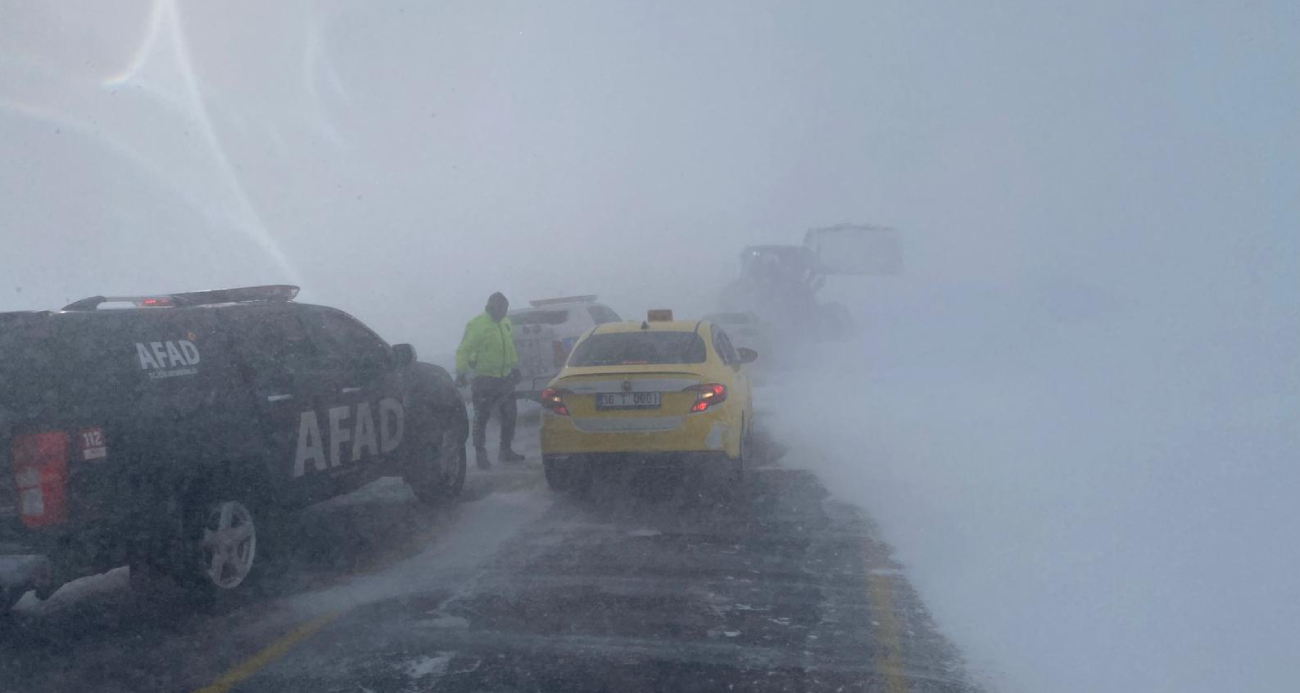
xmin=540 ymin=388 xmax=570 ymax=416
xmin=141 ymin=297 xmax=173 ymax=307
xmin=686 ymin=383 xmax=727 ymax=413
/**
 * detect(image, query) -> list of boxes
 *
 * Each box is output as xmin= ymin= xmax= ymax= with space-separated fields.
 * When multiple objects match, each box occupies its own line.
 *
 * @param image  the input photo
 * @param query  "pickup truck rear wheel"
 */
xmin=194 ymin=500 xmax=259 ymax=591
xmin=133 ymin=493 xmax=263 ymax=607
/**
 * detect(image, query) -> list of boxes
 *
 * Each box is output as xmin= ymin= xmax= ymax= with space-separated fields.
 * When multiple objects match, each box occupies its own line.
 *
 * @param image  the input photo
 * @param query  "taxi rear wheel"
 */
xmin=725 ymin=418 xmax=750 ymax=493
xmin=738 ymin=418 xmax=751 ymax=468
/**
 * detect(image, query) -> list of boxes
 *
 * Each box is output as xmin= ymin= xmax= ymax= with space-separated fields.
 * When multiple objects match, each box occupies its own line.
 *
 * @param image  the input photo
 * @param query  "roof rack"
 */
xmin=62 ymin=285 xmax=300 ymax=311
xmin=528 ymin=294 xmax=598 ymax=308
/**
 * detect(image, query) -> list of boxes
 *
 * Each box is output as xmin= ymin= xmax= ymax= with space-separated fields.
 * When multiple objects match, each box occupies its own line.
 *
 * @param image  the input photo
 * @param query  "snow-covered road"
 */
xmin=0 ymin=417 xmax=980 ymax=693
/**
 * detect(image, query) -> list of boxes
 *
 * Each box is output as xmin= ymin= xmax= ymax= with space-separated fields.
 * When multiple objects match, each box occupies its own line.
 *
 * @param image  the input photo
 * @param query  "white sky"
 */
xmin=4 ymin=1 xmax=1292 ymax=355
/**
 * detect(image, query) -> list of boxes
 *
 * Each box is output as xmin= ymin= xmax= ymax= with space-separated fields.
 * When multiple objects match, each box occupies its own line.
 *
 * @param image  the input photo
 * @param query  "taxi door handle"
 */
xmin=267 ymin=394 xmax=293 ymax=402
xmin=341 ymin=386 xmax=362 ymax=394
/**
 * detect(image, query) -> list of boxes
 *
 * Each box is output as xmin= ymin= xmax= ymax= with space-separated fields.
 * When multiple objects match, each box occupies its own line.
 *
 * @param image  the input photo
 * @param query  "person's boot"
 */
xmin=475 ymin=447 xmax=491 ymax=470
xmin=499 ymin=448 xmax=525 ymax=464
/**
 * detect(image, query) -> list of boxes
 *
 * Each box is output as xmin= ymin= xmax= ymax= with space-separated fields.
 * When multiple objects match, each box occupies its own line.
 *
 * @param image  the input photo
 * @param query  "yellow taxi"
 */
xmin=539 ymin=310 xmax=757 ymax=492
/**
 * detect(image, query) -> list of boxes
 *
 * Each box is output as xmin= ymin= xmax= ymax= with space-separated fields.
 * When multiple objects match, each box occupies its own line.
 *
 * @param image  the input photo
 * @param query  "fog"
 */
xmin=2 ymin=2 xmax=1297 ymax=692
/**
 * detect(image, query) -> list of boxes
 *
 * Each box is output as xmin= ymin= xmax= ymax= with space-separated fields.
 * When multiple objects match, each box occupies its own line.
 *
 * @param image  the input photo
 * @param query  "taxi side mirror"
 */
xmin=736 ymin=347 xmax=758 ymax=365
xmin=392 ymin=343 xmax=417 ymax=367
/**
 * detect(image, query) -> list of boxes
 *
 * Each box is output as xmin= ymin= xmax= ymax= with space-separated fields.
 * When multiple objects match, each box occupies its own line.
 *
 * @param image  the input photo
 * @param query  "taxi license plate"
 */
xmin=596 ymin=392 xmax=661 ymax=410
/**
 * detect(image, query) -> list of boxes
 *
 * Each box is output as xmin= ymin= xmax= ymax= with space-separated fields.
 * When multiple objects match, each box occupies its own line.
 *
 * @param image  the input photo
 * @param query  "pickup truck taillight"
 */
xmin=12 ymin=431 xmax=70 ymax=528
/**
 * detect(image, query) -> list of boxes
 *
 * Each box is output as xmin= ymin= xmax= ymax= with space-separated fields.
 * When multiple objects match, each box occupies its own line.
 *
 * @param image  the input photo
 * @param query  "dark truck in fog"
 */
xmin=0 ymin=285 xmax=467 ymax=609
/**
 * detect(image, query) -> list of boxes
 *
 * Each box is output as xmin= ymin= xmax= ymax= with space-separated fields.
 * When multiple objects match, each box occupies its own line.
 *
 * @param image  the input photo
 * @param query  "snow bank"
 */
xmin=767 ymin=280 xmax=1299 ymax=693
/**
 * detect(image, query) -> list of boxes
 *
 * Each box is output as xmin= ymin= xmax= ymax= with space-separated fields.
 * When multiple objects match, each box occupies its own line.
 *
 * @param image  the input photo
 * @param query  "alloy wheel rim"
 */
xmin=200 ymin=500 xmax=257 ymax=589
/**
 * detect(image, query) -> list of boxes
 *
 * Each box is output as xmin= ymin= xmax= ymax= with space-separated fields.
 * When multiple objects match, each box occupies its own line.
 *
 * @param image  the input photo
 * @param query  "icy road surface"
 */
xmin=0 ymin=417 xmax=980 ymax=693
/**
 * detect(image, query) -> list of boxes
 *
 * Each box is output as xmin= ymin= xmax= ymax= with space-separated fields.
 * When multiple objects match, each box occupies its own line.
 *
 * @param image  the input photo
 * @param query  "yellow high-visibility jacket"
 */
xmin=455 ymin=313 xmax=519 ymax=378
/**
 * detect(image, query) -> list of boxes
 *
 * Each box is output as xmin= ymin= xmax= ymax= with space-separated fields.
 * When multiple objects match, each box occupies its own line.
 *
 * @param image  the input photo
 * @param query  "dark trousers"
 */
xmin=471 ymin=375 xmax=517 ymax=451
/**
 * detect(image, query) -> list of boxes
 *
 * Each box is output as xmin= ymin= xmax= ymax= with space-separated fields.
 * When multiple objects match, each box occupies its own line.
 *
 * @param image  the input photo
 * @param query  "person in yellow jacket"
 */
xmin=456 ymin=292 xmax=524 ymax=468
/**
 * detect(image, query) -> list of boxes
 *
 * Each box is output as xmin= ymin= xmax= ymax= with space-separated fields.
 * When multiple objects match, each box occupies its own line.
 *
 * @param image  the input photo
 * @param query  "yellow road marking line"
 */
xmin=192 ymin=611 xmax=343 ymax=693
xmin=867 ymin=569 xmax=909 ymax=693
xmin=192 ymin=521 xmax=443 ymax=692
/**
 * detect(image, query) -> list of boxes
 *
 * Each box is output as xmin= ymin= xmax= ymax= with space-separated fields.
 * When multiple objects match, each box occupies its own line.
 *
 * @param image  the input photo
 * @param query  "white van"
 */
xmin=509 ymin=296 xmax=622 ymax=399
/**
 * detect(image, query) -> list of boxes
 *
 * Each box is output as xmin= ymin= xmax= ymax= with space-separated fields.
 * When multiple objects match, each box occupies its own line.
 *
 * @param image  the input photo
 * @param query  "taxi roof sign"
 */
xmin=647 ymin=309 xmax=673 ymax=322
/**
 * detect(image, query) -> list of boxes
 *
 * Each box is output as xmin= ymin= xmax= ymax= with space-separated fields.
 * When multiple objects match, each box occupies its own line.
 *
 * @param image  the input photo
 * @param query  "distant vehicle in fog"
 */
xmin=509 ymin=295 xmax=622 ymax=400
xmin=0 ymin=285 xmax=467 ymax=611
xmin=717 ymin=224 xmax=901 ymax=348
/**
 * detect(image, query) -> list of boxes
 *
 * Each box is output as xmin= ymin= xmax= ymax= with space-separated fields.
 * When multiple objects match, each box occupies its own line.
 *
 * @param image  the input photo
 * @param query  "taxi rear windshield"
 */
xmin=568 ymin=331 xmax=706 ymax=366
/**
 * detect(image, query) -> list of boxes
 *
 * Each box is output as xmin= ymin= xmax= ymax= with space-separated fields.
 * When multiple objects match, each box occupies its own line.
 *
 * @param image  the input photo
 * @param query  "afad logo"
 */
xmin=135 ymin=339 xmax=200 ymax=379
xmin=293 ymin=399 xmax=404 ymax=478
